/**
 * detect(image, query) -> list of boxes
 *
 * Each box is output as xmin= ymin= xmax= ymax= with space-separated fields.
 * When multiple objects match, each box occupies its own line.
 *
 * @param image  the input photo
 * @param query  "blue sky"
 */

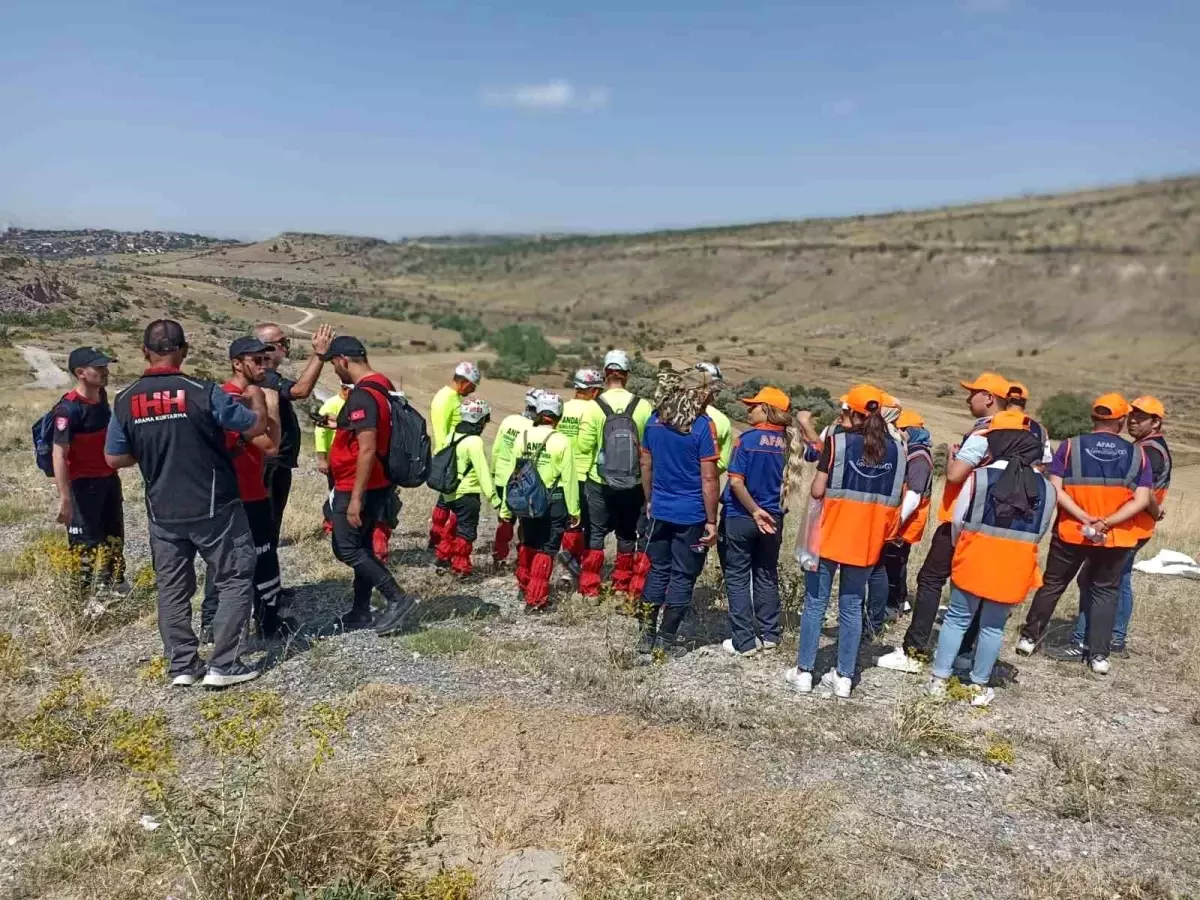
xmin=2 ymin=0 xmax=1196 ymax=238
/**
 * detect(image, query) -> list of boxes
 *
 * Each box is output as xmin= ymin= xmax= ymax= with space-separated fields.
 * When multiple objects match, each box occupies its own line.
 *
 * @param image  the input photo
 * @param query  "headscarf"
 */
xmin=986 ymin=428 xmax=1045 ymax=522
xmin=655 ymin=369 xmax=712 ymax=434
xmin=904 ymin=426 xmax=932 ymax=450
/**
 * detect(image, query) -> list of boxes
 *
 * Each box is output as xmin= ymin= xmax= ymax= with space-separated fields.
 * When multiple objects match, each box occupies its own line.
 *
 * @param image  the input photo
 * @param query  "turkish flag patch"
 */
xmin=55 ymin=417 xmax=68 ymax=431
xmin=349 ymin=409 xmax=366 ymax=422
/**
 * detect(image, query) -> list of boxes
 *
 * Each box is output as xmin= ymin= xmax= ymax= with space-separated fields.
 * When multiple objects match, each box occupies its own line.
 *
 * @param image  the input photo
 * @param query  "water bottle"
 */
xmin=1081 ymin=525 xmax=1102 ymax=543
xmin=796 ymin=549 xmax=819 ymax=572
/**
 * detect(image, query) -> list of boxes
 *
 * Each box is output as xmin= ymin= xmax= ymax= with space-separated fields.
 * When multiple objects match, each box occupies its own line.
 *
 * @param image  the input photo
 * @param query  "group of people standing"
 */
xmin=47 ymin=321 xmax=1172 ymax=702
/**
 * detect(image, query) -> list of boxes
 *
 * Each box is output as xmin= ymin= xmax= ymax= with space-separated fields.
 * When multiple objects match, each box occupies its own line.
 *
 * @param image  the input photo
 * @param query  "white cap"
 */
xmin=454 ymin=361 xmax=481 ymax=385
xmin=534 ymin=391 xmax=564 ymax=417
xmin=694 ymin=361 xmax=723 ymax=381
xmin=573 ymin=368 xmax=604 ymax=390
xmin=459 ymin=397 xmax=491 ymax=424
xmin=603 ymin=349 xmax=630 ymax=373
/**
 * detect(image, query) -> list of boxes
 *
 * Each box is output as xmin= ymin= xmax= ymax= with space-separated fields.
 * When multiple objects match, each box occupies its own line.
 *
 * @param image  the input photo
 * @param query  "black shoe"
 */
xmin=557 ymin=551 xmax=582 ymax=578
xmin=1111 ymin=642 xmax=1130 ymax=659
xmin=199 ymin=625 xmax=214 ymax=646
xmin=635 ymin=629 xmax=657 ymax=655
xmin=655 ymin=634 xmax=689 ymax=660
xmin=338 ymin=607 xmax=375 ymax=631
xmin=375 ymin=596 xmax=419 ymax=637
xmin=1048 ymin=643 xmax=1087 ymax=663
xmin=434 ymin=558 xmax=451 ymax=570
xmin=202 ymin=661 xmax=260 ymax=688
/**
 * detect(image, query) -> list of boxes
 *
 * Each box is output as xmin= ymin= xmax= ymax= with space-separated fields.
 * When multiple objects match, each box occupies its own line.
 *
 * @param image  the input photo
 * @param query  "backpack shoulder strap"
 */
xmin=595 ymin=396 xmax=615 ymax=418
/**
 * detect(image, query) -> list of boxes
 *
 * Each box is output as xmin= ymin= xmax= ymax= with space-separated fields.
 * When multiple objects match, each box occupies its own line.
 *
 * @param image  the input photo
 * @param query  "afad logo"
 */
xmin=131 ymin=390 xmax=187 ymax=420
xmin=1084 ymin=439 xmax=1126 ymax=465
xmin=848 ymin=459 xmax=895 ymax=479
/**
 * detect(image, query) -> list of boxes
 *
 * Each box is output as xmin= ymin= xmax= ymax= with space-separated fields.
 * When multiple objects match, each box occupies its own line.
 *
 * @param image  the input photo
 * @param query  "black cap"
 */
xmin=321 ymin=335 xmax=367 ymax=361
xmin=143 ymin=319 xmax=187 ymax=353
xmin=229 ymin=336 xmax=270 ymax=359
xmin=67 ymin=346 xmax=115 ymax=373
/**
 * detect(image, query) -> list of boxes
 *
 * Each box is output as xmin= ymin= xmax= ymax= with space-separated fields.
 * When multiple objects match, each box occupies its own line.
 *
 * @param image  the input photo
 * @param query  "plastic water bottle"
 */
xmin=1081 ymin=525 xmax=1102 ymax=543
xmin=796 ymin=549 xmax=819 ymax=572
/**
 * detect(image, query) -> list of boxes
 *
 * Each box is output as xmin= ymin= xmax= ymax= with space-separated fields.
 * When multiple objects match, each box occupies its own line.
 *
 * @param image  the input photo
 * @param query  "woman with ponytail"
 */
xmin=786 ymin=385 xmax=907 ymax=699
xmin=718 ymin=387 xmax=799 ymax=657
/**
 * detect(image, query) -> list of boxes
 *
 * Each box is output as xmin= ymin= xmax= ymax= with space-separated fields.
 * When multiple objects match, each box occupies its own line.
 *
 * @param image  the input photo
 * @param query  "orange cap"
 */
xmin=881 ymin=392 xmax=900 ymax=409
xmin=961 ymin=372 xmax=1011 ymax=397
xmin=742 ymin=386 xmax=791 ymax=412
xmin=1091 ymin=393 xmax=1132 ymax=420
xmin=1130 ymin=395 xmax=1166 ymax=419
xmin=896 ymin=409 xmax=924 ymax=429
xmin=1006 ymin=381 xmax=1030 ymax=400
xmin=989 ymin=409 xmax=1030 ymax=431
xmin=843 ymin=384 xmax=886 ymax=416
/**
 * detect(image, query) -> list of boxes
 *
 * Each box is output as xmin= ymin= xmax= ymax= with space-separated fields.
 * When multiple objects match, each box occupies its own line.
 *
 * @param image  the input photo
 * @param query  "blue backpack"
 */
xmin=505 ymin=440 xmax=555 ymax=519
xmin=32 ymin=395 xmax=73 ymax=478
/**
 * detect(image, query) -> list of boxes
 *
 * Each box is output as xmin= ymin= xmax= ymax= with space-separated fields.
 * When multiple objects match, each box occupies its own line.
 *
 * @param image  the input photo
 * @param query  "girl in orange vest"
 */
xmin=785 ymin=385 xmax=906 ymax=699
xmin=928 ymin=413 xmax=1055 ymax=706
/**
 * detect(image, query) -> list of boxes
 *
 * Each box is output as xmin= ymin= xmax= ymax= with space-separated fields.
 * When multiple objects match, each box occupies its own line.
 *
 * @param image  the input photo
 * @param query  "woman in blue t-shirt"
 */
xmin=637 ymin=372 xmax=721 ymax=658
xmin=718 ymin=386 xmax=803 ymax=657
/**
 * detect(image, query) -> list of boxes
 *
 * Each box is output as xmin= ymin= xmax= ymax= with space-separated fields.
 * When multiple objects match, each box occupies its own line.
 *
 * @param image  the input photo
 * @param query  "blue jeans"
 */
xmin=1070 ymin=540 xmax=1143 ymax=647
xmin=865 ymin=562 xmax=889 ymax=635
xmin=795 ymin=558 xmax=870 ymax=679
xmin=931 ymin=585 xmax=1012 ymax=686
xmin=720 ymin=514 xmax=783 ymax=652
xmin=643 ymin=520 xmax=708 ymax=609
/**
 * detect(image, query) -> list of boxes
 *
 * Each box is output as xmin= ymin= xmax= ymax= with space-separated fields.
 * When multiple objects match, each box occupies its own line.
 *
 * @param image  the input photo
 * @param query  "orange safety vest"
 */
xmin=1057 ymin=432 xmax=1144 ymax=548
xmin=819 ymin=431 xmax=907 ymax=567
xmin=896 ymin=444 xmax=934 ymax=545
xmin=951 ymin=466 xmax=1056 ymax=604
xmin=1129 ymin=434 xmax=1171 ymax=541
xmin=936 ymin=417 xmax=994 ymax=524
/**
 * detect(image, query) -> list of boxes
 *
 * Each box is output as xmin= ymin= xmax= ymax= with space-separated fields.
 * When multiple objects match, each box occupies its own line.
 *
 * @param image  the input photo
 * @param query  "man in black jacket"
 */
xmin=105 ymin=320 xmax=268 ymax=688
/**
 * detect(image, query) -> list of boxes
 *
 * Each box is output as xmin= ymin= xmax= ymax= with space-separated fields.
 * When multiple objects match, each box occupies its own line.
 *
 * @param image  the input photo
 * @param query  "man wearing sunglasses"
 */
xmin=252 ymin=321 xmax=335 ymax=546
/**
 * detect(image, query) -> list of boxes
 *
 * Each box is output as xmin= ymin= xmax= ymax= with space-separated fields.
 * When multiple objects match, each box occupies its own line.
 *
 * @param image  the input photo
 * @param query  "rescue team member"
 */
xmin=200 ymin=338 xmax=286 ymax=641
xmin=52 ymin=346 xmax=127 ymax=596
xmin=428 ymin=361 xmax=480 ymax=551
xmin=105 ymin=320 xmax=267 ymax=688
xmin=718 ymin=386 xmax=794 ymax=658
xmin=637 ymin=370 xmax=720 ymax=657
xmin=880 ymin=409 xmax=934 ymax=618
xmin=323 ymin=337 xmax=418 ymax=636
xmin=1004 ymin=382 xmax=1052 ymax=463
xmin=1017 ymin=394 xmax=1153 ymax=674
xmin=501 ymin=393 xmax=580 ymax=610
xmin=436 ymin=398 xmax=501 ymax=577
xmin=557 ymin=369 xmax=603 ymax=574
xmin=927 ymin=411 xmax=1056 ymax=707
xmin=695 ymin=362 xmax=733 ymax=473
xmin=252 ymin=322 xmax=334 ymax=545
xmin=579 ymin=350 xmax=653 ymax=598
xmin=878 ymin=372 xmax=1009 ymax=674
xmin=1065 ymin=396 xmax=1171 ymax=658
xmin=490 ymin=388 xmax=540 ymax=566
xmin=786 ymin=385 xmax=906 ymax=698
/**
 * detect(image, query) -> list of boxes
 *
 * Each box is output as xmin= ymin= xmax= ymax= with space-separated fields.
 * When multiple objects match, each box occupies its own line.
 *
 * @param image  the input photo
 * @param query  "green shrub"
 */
xmin=1039 ymin=392 xmax=1093 ymax=439
xmin=483 ymin=357 xmax=532 ymax=384
xmin=488 ymin=324 xmax=556 ymax=372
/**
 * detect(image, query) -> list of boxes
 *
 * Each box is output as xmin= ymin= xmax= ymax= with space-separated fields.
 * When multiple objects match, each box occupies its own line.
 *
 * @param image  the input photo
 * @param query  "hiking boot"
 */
xmin=375 ymin=596 xmax=420 ymax=637
xmin=1048 ymin=643 xmax=1086 ymax=663
xmin=202 ymin=661 xmax=261 ymax=688
xmin=338 ymin=607 xmax=375 ymax=631
xmin=171 ymin=663 xmax=207 ymax=688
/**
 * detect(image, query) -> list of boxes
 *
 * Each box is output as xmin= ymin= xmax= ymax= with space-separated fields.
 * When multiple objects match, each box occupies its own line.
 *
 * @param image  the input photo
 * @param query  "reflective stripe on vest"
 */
xmin=952 ymin=466 xmax=1055 ymax=604
xmin=1059 ymin=433 xmax=1142 ymax=548
xmin=897 ymin=445 xmax=933 ymax=545
xmin=820 ymin=432 xmax=906 ymax=567
xmin=1130 ymin=434 xmax=1172 ymax=540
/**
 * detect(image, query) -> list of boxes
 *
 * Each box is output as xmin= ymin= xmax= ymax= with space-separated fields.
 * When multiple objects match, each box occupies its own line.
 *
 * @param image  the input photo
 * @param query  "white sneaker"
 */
xmin=1015 ymin=637 xmax=1036 ymax=657
xmin=820 ymin=669 xmax=853 ymax=699
xmin=171 ymin=668 xmax=205 ymax=687
xmin=901 ymin=601 xmax=912 ymax=613
xmin=760 ymin=639 xmax=779 ymax=653
xmin=202 ymin=662 xmax=261 ymax=688
xmin=784 ymin=667 xmax=812 ymax=694
xmin=1089 ymin=656 xmax=1111 ymax=675
xmin=722 ymin=639 xmax=758 ymax=658
xmin=926 ymin=676 xmax=948 ymax=698
xmin=970 ymin=687 xmax=995 ymax=708
xmin=876 ymin=648 xmax=923 ymax=674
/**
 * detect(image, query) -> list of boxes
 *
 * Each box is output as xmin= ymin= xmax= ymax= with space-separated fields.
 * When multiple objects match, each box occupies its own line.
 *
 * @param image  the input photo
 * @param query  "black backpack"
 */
xmin=357 ymin=383 xmax=431 ymax=488
xmin=426 ymin=433 xmax=472 ymax=494
xmin=32 ymin=395 xmax=73 ymax=478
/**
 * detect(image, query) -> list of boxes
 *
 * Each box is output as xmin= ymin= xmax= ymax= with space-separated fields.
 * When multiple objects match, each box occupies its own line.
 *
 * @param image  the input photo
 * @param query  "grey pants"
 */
xmin=149 ymin=502 xmax=256 ymax=674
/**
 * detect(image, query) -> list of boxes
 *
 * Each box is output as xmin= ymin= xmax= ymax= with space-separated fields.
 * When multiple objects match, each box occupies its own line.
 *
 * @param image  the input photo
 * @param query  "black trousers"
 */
xmin=445 ymin=494 xmax=482 ymax=542
xmin=882 ymin=541 xmax=912 ymax=608
xmin=585 ymin=482 xmax=644 ymax=554
xmin=264 ymin=464 xmax=293 ymax=545
xmin=901 ymin=523 xmax=981 ymax=656
xmin=201 ymin=499 xmax=281 ymax=631
xmin=522 ymin=493 xmax=570 ymax=553
xmin=67 ymin=473 xmax=126 ymax=590
xmin=330 ymin=487 xmax=406 ymax=613
xmin=1021 ymin=534 xmax=1130 ymax=657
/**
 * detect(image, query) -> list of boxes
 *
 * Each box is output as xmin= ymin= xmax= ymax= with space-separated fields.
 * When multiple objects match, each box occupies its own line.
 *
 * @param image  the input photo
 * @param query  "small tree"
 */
xmin=1039 ymin=392 xmax=1093 ymax=439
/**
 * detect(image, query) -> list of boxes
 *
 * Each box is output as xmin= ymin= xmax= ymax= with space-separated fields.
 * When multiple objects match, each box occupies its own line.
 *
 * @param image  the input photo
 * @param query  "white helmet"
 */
xmin=534 ymin=391 xmax=564 ymax=418
xmin=573 ymin=368 xmax=604 ymax=390
xmin=694 ymin=361 xmax=723 ymax=381
xmin=454 ymin=360 xmax=481 ymax=385
xmin=603 ymin=349 xmax=630 ymax=373
xmin=459 ymin=397 xmax=491 ymax=424
xmin=524 ymin=387 xmax=544 ymax=408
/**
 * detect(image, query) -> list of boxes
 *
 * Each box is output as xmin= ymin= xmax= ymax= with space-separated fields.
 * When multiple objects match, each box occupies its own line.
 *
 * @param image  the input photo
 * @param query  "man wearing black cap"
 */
xmin=105 ymin=320 xmax=269 ymax=688
xmin=321 ymin=336 xmax=418 ymax=634
xmin=252 ymin=321 xmax=335 ymax=546
xmin=198 ymin=337 xmax=288 ymax=641
xmin=52 ymin=346 xmax=127 ymax=596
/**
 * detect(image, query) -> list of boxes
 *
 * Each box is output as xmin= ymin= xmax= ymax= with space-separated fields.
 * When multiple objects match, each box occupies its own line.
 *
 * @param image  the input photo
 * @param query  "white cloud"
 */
xmin=481 ymin=80 xmax=610 ymax=112
xmin=826 ymin=99 xmax=858 ymax=117
xmin=959 ymin=0 xmax=1012 ymax=13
